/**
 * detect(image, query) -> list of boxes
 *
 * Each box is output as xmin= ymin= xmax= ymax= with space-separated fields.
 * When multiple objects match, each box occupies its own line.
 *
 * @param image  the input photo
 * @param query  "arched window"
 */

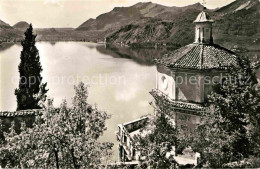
xmin=196 ymin=27 xmax=200 ymax=42
xmin=202 ymin=28 xmax=205 ymax=42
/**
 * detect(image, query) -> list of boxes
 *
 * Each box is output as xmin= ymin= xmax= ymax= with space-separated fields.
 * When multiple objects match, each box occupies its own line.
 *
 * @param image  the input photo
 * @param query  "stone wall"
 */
xmin=124 ymin=117 xmax=149 ymax=133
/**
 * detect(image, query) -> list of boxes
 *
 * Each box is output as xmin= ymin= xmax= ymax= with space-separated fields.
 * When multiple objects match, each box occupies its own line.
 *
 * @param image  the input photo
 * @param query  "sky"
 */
xmin=0 ymin=0 xmax=235 ymax=28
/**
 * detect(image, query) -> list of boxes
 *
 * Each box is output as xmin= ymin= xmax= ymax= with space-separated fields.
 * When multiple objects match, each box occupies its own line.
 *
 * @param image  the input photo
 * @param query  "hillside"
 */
xmin=0 ymin=20 xmax=12 ymax=29
xmin=77 ymin=2 xmax=166 ymax=31
xmin=13 ymin=21 xmax=30 ymax=31
xmin=76 ymin=2 xmax=203 ymax=31
xmin=35 ymin=28 xmax=83 ymax=41
xmin=76 ymin=2 xmax=204 ymax=42
xmin=214 ymin=0 xmax=260 ymax=49
xmin=0 ymin=20 xmax=22 ymax=42
xmin=105 ymin=0 xmax=260 ymax=50
xmin=1 ymin=0 xmax=259 ymax=48
xmin=105 ymin=6 xmax=203 ymax=46
xmin=215 ymin=0 xmax=259 ymax=14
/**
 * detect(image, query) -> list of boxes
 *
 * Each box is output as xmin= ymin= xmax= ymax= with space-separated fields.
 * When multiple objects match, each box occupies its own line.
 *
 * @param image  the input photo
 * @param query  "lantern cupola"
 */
xmin=194 ymin=9 xmax=214 ymax=44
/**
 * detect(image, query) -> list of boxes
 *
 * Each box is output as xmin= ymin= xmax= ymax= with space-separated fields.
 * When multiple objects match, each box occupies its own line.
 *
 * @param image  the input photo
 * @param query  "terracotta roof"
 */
xmin=194 ymin=11 xmax=214 ymax=23
xmin=155 ymin=43 xmax=238 ymax=70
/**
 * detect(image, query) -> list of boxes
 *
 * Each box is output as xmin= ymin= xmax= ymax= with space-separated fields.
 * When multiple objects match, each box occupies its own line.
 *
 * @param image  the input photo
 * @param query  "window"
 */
xmin=161 ymin=75 xmax=168 ymax=91
xmin=124 ymin=135 xmax=127 ymax=143
xmin=133 ymin=149 xmax=136 ymax=157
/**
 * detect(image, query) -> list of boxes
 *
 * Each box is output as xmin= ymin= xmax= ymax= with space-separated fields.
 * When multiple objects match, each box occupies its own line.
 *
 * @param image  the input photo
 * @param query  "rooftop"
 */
xmin=155 ymin=43 xmax=238 ymax=70
xmin=0 ymin=109 xmax=43 ymax=117
xmin=150 ymin=89 xmax=207 ymax=113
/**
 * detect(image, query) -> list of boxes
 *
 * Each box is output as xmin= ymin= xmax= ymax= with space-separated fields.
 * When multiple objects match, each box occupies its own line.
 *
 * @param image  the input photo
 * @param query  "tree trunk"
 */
xmin=70 ymin=148 xmax=78 ymax=168
xmin=53 ymin=144 xmax=59 ymax=169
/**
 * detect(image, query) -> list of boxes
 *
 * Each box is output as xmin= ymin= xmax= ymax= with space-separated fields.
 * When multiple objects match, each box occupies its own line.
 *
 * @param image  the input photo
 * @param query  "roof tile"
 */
xmin=155 ymin=43 xmax=238 ymax=70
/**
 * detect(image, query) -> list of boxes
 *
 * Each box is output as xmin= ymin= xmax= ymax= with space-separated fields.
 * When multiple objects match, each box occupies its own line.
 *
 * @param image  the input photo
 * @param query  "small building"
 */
xmin=116 ymin=9 xmax=239 ymax=166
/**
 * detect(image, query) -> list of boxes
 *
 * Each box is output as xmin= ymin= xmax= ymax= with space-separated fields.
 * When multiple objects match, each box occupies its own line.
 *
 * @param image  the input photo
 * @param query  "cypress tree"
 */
xmin=15 ymin=24 xmax=48 ymax=110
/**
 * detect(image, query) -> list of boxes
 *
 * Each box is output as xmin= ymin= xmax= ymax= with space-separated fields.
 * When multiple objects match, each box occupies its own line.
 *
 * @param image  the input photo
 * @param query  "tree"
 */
xmin=183 ymin=55 xmax=260 ymax=167
xmin=134 ymin=95 xmax=180 ymax=169
xmin=1 ymin=82 xmax=113 ymax=168
xmin=15 ymin=24 xmax=48 ymax=110
xmin=0 ymin=121 xmax=29 ymax=168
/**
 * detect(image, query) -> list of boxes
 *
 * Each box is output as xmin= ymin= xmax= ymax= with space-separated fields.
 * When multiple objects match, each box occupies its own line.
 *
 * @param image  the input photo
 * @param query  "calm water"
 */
xmin=0 ymin=42 xmax=157 ymax=161
xmin=1 ymin=42 xmax=260 ymax=162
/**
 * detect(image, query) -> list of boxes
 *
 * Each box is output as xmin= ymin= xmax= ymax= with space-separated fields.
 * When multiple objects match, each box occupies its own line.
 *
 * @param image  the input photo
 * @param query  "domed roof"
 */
xmin=194 ymin=11 xmax=214 ymax=23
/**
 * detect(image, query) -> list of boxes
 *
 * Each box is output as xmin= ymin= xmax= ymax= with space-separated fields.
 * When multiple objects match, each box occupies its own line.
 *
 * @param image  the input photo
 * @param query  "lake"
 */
xmin=0 ymin=42 xmax=158 ymax=161
xmin=1 ymin=42 xmax=260 ymax=162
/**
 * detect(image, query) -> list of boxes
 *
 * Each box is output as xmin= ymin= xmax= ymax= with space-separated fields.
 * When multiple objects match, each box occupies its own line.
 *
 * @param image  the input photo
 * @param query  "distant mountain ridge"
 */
xmin=216 ymin=0 xmax=259 ymax=14
xmin=0 ymin=0 xmax=260 ymax=50
xmin=13 ymin=21 xmax=30 ymax=31
xmin=76 ymin=2 xmax=204 ymax=31
xmin=104 ymin=0 xmax=260 ymax=49
xmin=0 ymin=19 xmax=22 ymax=41
xmin=0 ymin=19 xmax=12 ymax=29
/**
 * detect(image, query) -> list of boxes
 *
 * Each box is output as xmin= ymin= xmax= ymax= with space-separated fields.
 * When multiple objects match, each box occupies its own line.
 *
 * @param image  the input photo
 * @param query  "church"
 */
xmin=115 ymin=8 xmax=238 ymax=166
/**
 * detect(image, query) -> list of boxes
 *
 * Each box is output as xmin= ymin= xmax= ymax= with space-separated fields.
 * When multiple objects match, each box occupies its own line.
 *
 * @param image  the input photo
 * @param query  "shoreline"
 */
xmin=2 ymin=41 xmax=260 ymax=52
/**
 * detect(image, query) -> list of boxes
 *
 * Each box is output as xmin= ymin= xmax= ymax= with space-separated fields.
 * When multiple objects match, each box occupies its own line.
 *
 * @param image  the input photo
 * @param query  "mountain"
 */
xmin=0 ymin=20 xmax=22 ymax=42
xmin=76 ymin=2 xmax=204 ymax=42
xmin=103 ymin=2 xmax=205 ymax=46
xmin=213 ymin=0 xmax=260 ymax=49
xmin=0 ymin=19 xmax=12 ymax=29
xmin=76 ymin=2 xmax=203 ymax=31
xmin=76 ymin=2 xmax=164 ymax=31
xmin=105 ymin=0 xmax=260 ymax=50
xmin=13 ymin=21 xmax=30 ymax=31
xmin=215 ymin=0 xmax=259 ymax=15
xmin=1 ymin=0 xmax=259 ymax=48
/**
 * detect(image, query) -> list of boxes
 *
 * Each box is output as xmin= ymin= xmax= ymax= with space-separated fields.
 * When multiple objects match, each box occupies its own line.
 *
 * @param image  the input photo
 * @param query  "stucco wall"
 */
xmin=157 ymin=72 xmax=175 ymax=100
xmin=176 ymin=73 xmax=204 ymax=103
xmin=195 ymin=23 xmax=213 ymax=44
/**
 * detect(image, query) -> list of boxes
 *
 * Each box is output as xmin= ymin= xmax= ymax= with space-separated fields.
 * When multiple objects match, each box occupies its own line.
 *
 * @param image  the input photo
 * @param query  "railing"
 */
xmin=115 ymin=131 xmax=121 ymax=141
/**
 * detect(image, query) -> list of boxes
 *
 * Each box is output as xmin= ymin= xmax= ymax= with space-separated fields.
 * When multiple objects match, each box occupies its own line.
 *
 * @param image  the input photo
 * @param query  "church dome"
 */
xmin=194 ymin=11 xmax=214 ymax=23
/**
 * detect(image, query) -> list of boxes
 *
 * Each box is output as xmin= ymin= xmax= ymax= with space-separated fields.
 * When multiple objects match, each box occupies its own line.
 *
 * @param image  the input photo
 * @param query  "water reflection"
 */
xmin=50 ymin=41 xmax=57 ymax=46
xmin=0 ymin=43 xmax=15 ymax=52
xmin=96 ymin=44 xmax=174 ymax=66
xmin=2 ymin=42 xmax=259 ymax=68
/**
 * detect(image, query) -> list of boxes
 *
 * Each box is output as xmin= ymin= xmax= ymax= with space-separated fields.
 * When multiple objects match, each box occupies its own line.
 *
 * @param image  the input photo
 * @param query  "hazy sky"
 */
xmin=0 ymin=0 xmax=235 ymax=28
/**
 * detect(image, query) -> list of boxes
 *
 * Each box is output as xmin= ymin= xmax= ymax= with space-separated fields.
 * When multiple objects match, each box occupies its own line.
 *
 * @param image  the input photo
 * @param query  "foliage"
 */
xmin=182 ymin=55 xmax=260 ymax=168
xmin=1 ymin=82 xmax=113 ymax=168
xmin=223 ymin=156 xmax=260 ymax=168
xmin=134 ymin=95 xmax=179 ymax=169
xmin=15 ymin=24 xmax=48 ymax=110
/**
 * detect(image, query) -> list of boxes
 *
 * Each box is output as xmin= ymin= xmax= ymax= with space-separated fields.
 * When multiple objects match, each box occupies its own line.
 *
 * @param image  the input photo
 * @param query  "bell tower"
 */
xmin=194 ymin=8 xmax=214 ymax=44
